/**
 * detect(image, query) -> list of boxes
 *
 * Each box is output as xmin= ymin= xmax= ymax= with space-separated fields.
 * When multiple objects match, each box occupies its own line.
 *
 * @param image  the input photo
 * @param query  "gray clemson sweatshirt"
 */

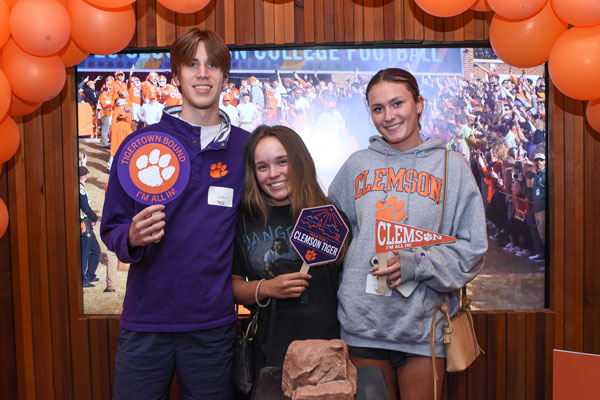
xmin=328 ymin=136 xmax=488 ymax=357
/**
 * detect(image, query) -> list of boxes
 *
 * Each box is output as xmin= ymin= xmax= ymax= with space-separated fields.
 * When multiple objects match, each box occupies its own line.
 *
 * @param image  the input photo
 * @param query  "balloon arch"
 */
xmin=1 ymin=0 xmax=600 ymax=237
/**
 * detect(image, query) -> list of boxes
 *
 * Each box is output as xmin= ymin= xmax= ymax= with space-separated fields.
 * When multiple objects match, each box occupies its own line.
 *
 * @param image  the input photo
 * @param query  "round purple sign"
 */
xmin=117 ymin=131 xmax=190 ymax=205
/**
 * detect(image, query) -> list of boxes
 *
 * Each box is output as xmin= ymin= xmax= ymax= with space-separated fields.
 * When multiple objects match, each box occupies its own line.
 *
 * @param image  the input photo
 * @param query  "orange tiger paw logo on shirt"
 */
xmin=210 ymin=162 xmax=228 ymax=178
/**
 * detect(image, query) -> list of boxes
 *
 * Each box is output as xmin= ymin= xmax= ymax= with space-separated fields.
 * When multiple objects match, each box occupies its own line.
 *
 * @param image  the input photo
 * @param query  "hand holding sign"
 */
xmin=290 ymin=205 xmax=349 ymax=275
xmin=374 ymin=195 xmax=457 ymax=294
xmin=128 ymin=204 xmax=166 ymax=246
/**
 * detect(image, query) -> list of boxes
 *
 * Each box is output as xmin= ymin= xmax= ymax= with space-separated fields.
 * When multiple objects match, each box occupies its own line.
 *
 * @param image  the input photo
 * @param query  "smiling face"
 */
xmin=367 ymin=81 xmax=424 ymax=152
xmin=254 ymin=136 xmax=290 ymax=206
xmin=174 ymin=41 xmax=228 ymax=125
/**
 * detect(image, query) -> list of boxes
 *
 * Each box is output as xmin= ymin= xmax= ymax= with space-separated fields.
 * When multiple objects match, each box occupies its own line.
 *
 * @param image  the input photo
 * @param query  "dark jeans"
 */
xmin=81 ymin=231 xmax=100 ymax=281
xmin=113 ymin=324 xmax=236 ymax=400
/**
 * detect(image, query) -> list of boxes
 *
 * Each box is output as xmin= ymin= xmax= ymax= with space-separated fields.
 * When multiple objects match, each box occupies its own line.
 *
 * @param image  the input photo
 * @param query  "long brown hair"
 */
xmin=242 ymin=125 xmax=330 ymax=223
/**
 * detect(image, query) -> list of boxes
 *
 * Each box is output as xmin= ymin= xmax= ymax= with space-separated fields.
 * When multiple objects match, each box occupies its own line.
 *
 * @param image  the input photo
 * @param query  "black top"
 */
xmin=232 ymin=205 xmax=342 ymax=370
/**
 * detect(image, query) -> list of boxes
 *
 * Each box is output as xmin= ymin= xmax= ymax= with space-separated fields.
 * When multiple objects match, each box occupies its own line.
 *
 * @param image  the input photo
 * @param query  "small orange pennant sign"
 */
xmin=375 ymin=218 xmax=457 ymax=253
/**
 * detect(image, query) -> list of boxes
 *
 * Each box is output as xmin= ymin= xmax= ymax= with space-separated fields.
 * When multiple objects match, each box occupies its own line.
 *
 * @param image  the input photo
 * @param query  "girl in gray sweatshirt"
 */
xmin=328 ymin=68 xmax=487 ymax=400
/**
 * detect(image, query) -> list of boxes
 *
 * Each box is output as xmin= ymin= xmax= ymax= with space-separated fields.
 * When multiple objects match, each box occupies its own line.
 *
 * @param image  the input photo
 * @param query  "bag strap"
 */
xmin=440 ymin=149 xmax=449 ymax=233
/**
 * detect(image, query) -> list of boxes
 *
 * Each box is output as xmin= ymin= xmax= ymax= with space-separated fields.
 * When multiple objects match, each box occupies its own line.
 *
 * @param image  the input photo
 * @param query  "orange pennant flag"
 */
xmin=375 ymin=218 xmax=457 ymax=253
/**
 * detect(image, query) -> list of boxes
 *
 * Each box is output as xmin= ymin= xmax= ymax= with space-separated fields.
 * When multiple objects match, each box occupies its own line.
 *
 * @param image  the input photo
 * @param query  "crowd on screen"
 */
xmin=77 ymin=63 xmax=547 ymax=263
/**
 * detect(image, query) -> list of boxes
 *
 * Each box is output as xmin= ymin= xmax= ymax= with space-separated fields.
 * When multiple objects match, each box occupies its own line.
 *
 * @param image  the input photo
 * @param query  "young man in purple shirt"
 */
xmin=101 ymin=29 xmax=249 ymax=399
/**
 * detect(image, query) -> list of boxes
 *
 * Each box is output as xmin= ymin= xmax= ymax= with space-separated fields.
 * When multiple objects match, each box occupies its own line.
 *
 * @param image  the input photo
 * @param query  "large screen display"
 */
xmin=76 ymin=45 xmax=547 ymax=314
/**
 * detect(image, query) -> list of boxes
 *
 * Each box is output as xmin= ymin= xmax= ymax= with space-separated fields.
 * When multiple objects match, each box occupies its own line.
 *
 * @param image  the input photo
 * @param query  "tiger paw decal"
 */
xmin=210 ymin=162 xmax=228 ymax=178
xmin=305 ymin=250 xmax=317 ymax=261
xmin=135 ymin=149 xmax=176 ymax=187
xmin=375 ymin=196 xmax=406 ymax=222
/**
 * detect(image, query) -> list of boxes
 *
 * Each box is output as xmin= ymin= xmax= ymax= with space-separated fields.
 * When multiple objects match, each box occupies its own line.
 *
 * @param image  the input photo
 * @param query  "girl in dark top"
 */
xmin=231 ymin=125 xmax=346 ymax=378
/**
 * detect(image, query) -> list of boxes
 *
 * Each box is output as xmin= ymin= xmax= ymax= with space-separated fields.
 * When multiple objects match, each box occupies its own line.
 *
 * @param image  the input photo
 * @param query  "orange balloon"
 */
xmin=488 ymin=0 xmax=547 ymax=20
xmin=0 ymin=69 xmax=10 ymax=120
xmin=587 ymin=99 xmax=600 ymax=132
xmin=3 ymin=0 xmax=16 ymax=10
xmin=0 ymin=197 xmax=8 ymax=239
xmin=490 ymin=2 xmax=567 ymax=68
xmin=413 ymin=0 xmax=474 ymax=17
xmin=10 ymin=0 xmax=71 ymax=56
xmin=0 ymin=0 xmax=9 ymax=48
xmin=0 ymin=114 xmax=19 ymax=164
xmin=156 ymin=0 xmax=211 ymax=15
xmin=9 ymin=93 xmax=41 ymax=116
xmin=470 ymin=0 xmax=492 ymax=12
xmin=85 ymin=0 xmax=135 ymax=8
xmin=58 ymin=38 xmax=89 ymax=67
xmin=551 ymin=0 xmax=600 ymax=27
xmin=67 ymin=0 xmax=135 ymax=56
xmin=549 ymin=26 xmax=600 ymax=100
xmin=2 ymin=39 xmax=66 ymax=103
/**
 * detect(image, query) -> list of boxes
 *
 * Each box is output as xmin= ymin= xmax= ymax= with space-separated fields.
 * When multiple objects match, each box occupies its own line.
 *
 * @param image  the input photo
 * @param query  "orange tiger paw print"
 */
xmin=305 ymin=250 xmax=317 ymax=261
xmin=210 ymin=162 xmax=228 ymax=178
xmin=375 ymin=196 xmax=406 ymax=222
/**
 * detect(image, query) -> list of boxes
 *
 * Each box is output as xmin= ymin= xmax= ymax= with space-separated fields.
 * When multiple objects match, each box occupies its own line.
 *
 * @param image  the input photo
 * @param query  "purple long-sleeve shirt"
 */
xmin=101 ymin=107 xmax=249 ymax=332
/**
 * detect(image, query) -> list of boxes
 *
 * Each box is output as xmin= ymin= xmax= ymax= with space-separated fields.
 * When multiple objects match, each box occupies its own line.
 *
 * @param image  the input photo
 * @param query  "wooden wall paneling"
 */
xmin=63 ymin=70 xmax=94 ymax=400
xmin=373 ymin=0 xmax=384 ymax=42
xmin=549 ymin=85 xmax=565 ymax=349
xmin=444 ymin=14 xmax=464 ymax=42
xmin=43 ymin=96 xmax=73 ymax=400
xmin=563 ymin=96 xmax=585 ymax=351
xmin=136 ymin=0 xmax=157 ymax=47
xmin=294 ymin=0 xmax=304 ymax=44
xmin=423 ymin=11 xmax=436 ymax=42
xmin=0 ymin=164 xmax=18 ymax=400
xmin=411 ymin=0 xmax=425 ymax=42
xmin=263 ymin=0 xmax=275 ymax=44
xmin=525 ymin=312 xmax=539 ymax=399
xmin=486 ymin=312 xmax=506 ymax=399
xmin=254 ymin=0 xmax=265 ymax=45
xmin=472 ymin=11 xmax=487 ymax=41
xmin=542 ymin=312 xmax=555 ymax=400
xmin=108 ymin=319 xmax=120 ymax=394
xmin=393 ymin=0 xmax=403 ymax=40
xmin=175 ymin=7 xmax=196 ymax=37
xmin=155 ymin=3 xmax=176 ymax=47
xmin=244 ymin=0 xmax=256 ymax=46
xmin=314 ymin=0 xmax=324 ymax=43
xmin=214 ymin=0 xmax=227 ymax=44
xmin=304 ymin=0 xmax=315 ymax=43
xmin=223 ymin=0 xmax=236 ymax=45
xmin=323 ymin=0 xmax=335 ymax=43
xmin=23 ymin=108 xmax=57 ymax=400
xmin=353 ymin=0 xmax=363 ymax=43
xmin=506 ymin=312 xmax=526 ymax=400
xmin=195 ymin=3 xmax=207 ymax=31
xmin=7 ymin=117 xmax=37 ymax=400
xmin=284 ymin=0 xmax=295 ymax=43
xmin=363 ymin=1 xmax=374 ymax=42
xmin=446 ymin=371 xmax=467 ymax=400
xmin=343 ymin=0 xmax=354 ymax=43
xmin=334 ymin=0 xmax=344 ymax=42
xmin=234 ymin=0 xmax=246 ymax=45
xmin=402 ymin=0 xmax=415 ymax=41
xmin=468 ymin=313 xmax=487 ymax=400
xmin=484 ymin=11 xmax=492 ymax=39
xmin=89 ymin=319 xmax=111 ymax=400
xmin=382 ymin=0 xmax=394 ymax=41
xmin=584 ymin=127 xmax=600 ymax=353
xmin=274 ymin=0 xmax=286 ymax=45
xmin=463 ymin=10 xmax=475 ymax=42
xmin=202 ymin=2 xmax=217 ymax=36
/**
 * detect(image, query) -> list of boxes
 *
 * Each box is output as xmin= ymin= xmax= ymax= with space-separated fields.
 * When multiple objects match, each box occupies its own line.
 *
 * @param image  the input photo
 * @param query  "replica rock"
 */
xmin=282 ymin=339 xmax=357 ymax=400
